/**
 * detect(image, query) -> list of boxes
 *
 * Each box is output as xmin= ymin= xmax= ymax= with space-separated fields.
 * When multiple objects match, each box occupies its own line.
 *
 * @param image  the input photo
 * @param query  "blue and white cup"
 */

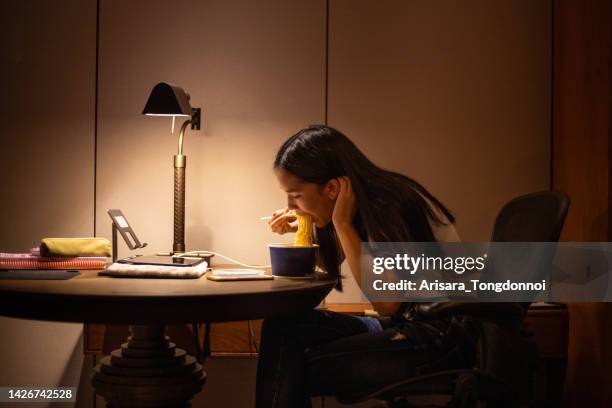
xmin=268 ymin=243 xmax=319 ymax=277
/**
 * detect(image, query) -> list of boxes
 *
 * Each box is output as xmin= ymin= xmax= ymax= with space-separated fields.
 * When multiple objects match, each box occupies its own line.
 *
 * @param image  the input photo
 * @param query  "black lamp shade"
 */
xmin=142 ymin=82 xmax=192 ymax=116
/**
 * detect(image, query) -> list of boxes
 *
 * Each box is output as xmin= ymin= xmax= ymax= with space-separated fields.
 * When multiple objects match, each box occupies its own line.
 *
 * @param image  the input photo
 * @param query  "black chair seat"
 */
xmin=338 ymin=368 xmax=517 ymax=407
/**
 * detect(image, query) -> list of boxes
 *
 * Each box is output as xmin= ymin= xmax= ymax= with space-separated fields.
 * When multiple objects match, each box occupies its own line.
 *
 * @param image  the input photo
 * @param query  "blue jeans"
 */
xmin=255 ymin=309 xmax=479 ymax=407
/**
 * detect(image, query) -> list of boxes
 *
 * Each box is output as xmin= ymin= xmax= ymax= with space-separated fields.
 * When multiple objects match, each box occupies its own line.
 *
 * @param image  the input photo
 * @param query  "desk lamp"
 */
xmin=143 ymin=82 xmax=201 ymax=254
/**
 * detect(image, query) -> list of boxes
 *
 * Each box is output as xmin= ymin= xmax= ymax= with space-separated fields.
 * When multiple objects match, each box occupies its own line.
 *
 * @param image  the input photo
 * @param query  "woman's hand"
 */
xmin=269 ymin=208 xmax=298 ymax=235
xmin=332 ymin=176 xmax=356 ymax=229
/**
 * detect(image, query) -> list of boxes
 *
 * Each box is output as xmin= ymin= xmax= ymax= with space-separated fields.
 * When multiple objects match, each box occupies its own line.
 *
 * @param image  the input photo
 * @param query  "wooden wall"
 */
xmin=552 ymin=1 xmax=612 ymax=407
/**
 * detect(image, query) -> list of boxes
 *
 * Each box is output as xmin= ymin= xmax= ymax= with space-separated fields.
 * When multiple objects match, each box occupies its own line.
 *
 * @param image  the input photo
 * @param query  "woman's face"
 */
xmin=275 ymin=169 xmax=336 ymax=228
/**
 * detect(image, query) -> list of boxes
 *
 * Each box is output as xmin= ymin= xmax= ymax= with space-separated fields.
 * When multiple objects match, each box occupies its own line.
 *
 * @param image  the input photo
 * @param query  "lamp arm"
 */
xmin=177 ymin=119 xmax=193 ymax=155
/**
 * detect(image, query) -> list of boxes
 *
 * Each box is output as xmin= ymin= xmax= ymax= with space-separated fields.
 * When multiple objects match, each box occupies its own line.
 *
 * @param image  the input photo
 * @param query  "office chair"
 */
xmin=306 ymin=191 xmax=570 ymax=408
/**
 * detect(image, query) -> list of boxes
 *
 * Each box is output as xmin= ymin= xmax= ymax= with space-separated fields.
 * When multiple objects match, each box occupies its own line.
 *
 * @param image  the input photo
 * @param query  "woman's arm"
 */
xmin=334 ymin=223 xmax=400 ymax=316
xmin=333 ymin=177 xmax=401 ymax=317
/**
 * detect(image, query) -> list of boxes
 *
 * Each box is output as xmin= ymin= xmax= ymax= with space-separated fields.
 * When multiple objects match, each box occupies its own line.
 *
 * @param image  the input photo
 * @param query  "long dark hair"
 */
xmin=274 ymin=125 xmax=455 ymax=289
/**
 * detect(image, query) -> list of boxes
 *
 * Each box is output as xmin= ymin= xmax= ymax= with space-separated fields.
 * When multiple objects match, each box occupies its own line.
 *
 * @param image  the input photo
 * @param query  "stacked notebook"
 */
xmin=0 ymin=251 xmax=108 ymax=270
xmin=0 ymin=238 xmax=111 ymax=271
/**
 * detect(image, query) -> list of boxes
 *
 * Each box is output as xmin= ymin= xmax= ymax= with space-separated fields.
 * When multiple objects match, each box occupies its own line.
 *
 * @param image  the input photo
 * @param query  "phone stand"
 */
xmin=108 ymin=209 xmax=148 ymax=262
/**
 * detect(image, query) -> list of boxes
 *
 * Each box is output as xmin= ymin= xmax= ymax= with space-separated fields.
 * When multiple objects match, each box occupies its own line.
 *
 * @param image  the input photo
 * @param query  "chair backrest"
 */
xmin=480 ymin=191 xmax=570 ymax=383
xmin=483 ymin=191 xmax=570 ymax=305
xmin=491 ymin=191 xmax=570 ymax=243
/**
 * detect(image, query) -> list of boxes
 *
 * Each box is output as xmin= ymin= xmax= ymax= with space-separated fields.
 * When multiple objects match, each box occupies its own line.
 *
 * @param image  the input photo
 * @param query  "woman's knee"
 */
xmin=261 ymin=309 xmax=323 ymax=343
xmin=261 ymin=309 xmax=362 ymax=350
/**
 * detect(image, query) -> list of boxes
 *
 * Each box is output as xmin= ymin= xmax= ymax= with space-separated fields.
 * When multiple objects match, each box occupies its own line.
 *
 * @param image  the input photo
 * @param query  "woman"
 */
xmin=256 ymin=125 xmax=478 ymax=407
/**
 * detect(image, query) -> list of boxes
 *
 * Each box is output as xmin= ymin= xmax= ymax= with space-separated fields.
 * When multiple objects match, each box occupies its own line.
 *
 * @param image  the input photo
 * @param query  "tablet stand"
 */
xmin=108 ymin=209 xmax=148 ymax=262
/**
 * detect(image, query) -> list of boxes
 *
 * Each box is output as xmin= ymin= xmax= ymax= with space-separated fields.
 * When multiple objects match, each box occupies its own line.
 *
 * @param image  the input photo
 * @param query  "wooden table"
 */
xmin=0 ymin=269 xmax=336 ymax=408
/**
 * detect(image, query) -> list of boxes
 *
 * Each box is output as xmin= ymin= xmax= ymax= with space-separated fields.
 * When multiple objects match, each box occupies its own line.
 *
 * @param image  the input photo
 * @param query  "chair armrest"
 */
xmin=415 ymin=302 xmax=525 ymax=322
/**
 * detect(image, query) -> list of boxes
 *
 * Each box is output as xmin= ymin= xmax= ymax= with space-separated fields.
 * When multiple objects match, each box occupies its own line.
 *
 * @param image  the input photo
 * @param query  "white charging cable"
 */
xmin=176 ymin=250 xmax=271 ymax=269
xmin=175 ymin=250 xmax=267 ymax=362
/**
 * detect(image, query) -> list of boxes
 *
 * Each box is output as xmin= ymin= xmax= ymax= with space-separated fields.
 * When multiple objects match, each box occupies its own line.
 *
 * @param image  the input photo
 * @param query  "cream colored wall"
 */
xmin=326 ymin=0 xmax=551 ymax=303
xmin=96 ymin=0 xmax=326 ymax=265
xmin=329 ymin=0 xmax=551 ymax=241
xmin=0 ymin=0 xmax=96 ymax=398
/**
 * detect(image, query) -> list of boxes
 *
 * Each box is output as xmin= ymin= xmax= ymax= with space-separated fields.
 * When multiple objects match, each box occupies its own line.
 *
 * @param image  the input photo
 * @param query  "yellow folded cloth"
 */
xmin=40 ymin=238 xmax=112 ymax=257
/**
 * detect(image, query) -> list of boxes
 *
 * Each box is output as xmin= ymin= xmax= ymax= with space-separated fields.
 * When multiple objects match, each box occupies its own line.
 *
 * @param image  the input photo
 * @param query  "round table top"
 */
xmin=0 ymin=267 xmax=336 ymax=324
